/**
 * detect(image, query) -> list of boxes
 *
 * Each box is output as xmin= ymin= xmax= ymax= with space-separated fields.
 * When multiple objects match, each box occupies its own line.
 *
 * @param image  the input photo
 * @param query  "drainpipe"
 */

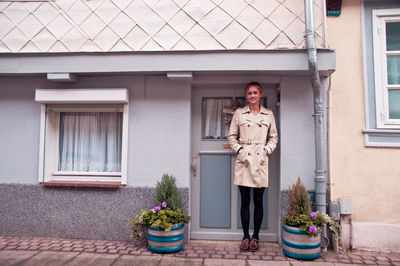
xmin=304 ymin=0 xmax=327 ymax=215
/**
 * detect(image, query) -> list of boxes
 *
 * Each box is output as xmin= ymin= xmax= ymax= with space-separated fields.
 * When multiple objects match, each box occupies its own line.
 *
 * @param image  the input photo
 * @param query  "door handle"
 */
xmin=191 ymin=155 xmax=198 ymax=177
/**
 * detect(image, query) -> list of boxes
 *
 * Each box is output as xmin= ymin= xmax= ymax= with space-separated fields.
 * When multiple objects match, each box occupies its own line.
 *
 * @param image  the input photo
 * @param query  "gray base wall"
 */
xmin=0 ymin=184 xmax=189 ymax=241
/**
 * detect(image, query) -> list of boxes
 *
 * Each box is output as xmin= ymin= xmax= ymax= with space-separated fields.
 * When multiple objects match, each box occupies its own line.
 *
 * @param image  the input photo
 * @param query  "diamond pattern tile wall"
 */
xmin=0 ymin=0 xmax=326 ymax=53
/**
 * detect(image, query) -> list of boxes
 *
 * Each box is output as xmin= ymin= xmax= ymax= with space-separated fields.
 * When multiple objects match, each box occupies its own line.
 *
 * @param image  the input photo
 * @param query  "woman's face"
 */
xmin=245 ymin=85 xmax=262 ymax=105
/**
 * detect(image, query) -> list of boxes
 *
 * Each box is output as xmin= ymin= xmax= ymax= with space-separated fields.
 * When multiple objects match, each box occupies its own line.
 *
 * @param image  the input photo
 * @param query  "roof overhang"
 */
xmin=0 ymin=49 xmax=335 ymax=77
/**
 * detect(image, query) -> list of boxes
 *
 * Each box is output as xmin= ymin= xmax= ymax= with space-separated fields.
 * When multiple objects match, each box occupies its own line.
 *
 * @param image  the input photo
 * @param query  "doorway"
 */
xmin=190 ymin=84 xmax=280 ymax=241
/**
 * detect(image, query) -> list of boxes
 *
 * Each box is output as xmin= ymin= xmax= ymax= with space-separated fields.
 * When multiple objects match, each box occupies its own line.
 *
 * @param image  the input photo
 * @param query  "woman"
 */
xmin=228 ymin=82 xmax=278 ymax=252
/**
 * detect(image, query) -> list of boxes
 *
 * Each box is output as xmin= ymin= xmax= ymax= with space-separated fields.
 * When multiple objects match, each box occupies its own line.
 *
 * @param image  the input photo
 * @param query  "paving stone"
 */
xmin=349 ymin=254 xmax=362 ymax=259
xmin=129 ymin=250 xmax=142 ymax=255
xmin=262 ymin=255 xmax=273 ymax=260
xmin=361 ymin=255 xmax=376 ymax=260
xmin=390 ymin=255 xmax=400 ymax=262
xmin=248 ymin=261 xmax=290 ymax=266
xmin=376 ymin=256 xmax=389 ymax=261
xmin=108 ymin=249 xmax=118 ymax=254
xmin=118 ymin=250 xmax=130 ymax=254
xmin=160 ymin=257 xmax=203 ymax=266
xmin=325 ymin=257 xmax=339 ymax=262
xmin=141 ymin=251 xmax=153 ymax=255
xmin=114 ymin=255 xmax=162 ymax=266
xmin=22 ymin=251 xmax=80 ymax=266
xmin=66 ymin=253 xmax=119 ymax=266
xmin=291 ymin=262 xmax=334 ymax=266
xmin=363 ymin=260 xmax=378 ymax=265
xmin=376 ymin=261 xmax=391 ymax=265
xmin=273 ymin=256 xmax=287 ymax=261
xmin=0 ymin=250 xmax=39 ymax=265
xmin=204 ymin=258 xmax=246 ymax=266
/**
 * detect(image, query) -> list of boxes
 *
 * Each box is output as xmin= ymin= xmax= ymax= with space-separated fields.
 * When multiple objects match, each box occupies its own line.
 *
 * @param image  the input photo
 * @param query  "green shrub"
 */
xmin=285 ymin=177 xmax=311 ymax=220
xmin=154 ymin=173 xmax=183 ymax=210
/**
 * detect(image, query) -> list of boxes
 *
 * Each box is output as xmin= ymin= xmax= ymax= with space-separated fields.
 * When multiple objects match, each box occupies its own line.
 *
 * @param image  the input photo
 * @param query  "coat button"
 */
xmin=248 ymin=124 xmax=250 ymax=127
xmin=259 ymin=124 xmax=261 ymax=127
xmin=248 ymin=153 xmax=251 ymax=156
xmin=257 ymin=153 xmax=259 ymax=155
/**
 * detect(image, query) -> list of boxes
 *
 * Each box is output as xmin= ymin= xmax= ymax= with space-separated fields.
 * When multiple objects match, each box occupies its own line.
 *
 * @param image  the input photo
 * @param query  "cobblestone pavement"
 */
xmin=0 ymin=236 xmax=400 ymax=265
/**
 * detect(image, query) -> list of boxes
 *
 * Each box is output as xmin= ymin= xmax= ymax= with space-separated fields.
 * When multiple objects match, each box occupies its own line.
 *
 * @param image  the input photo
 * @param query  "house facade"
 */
xmin=327 ymin=0 xmax=400 ymax=251
xmin=0 ymin=0 xmax=336 ymax=243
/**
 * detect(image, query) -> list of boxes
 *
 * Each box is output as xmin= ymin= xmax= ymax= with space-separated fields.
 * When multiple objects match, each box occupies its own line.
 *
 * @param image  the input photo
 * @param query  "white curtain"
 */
xmin=203 ymin=98 xmax=232 ymax=139
xmin=58 ymin=112 xmax=122 ymax=172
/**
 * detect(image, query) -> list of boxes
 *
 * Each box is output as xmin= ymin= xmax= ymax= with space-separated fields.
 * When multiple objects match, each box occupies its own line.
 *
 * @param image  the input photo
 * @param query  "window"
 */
xmin=35 ymin=89 xmax=129 ymax=186
xmin=373 ymin=9 xmax=400 ymax=128
xmin=201 ymin=97 xmax=267 ymax=140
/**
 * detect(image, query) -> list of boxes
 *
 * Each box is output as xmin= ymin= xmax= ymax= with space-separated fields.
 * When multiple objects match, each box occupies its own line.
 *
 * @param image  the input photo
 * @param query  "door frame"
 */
xmin=189 ymin=79 xmax=281 ymax=241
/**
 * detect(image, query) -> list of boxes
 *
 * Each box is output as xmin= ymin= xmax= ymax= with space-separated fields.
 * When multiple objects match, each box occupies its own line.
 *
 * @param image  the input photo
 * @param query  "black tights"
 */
xmin=239 ymin=186 xmax=265 ymax=240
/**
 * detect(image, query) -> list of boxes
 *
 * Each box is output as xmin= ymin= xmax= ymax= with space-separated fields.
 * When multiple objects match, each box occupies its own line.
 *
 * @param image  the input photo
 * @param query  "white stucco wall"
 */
xmin=0 ymin=77 xmax=42 ymax=183
xmin=280 ymin=76 xmax=316 ymax=190
xmin=0 ymin=74 xmax=191 ymax=187
xmin=0 ymin=73 xmax=321 ymax=191
xmin=128 ymin=75 xmax=191 ymax=187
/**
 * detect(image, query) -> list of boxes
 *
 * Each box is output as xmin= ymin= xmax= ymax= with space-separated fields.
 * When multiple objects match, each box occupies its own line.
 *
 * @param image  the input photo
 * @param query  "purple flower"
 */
xmin=311 ymin=212 xmax=317 ymax=219
xmin=153 ymin=206 xmax=161 ymax=212
xmin=162 ymin=202 xmax=167 ymax=208
xmin=309 ymin=225 xmax=317 ymax=234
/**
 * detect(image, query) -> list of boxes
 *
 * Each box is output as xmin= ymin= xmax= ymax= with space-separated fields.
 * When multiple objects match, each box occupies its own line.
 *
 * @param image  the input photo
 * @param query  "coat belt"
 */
xmin=239 ymin=138 xmax=266 ymax=145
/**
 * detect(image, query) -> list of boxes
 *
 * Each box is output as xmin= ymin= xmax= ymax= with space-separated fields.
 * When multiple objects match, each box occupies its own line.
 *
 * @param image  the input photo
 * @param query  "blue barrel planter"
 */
xmin=147 ymin=223 xmax=185 ymax=253
xmin=282 ymin=225 xmax=321 ymax=260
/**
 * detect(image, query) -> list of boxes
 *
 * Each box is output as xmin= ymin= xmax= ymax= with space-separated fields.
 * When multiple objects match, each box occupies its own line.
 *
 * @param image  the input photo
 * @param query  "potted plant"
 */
xmin=282 ymin=177 xmax=341 ymax=260
xmin=126 ymin=174 xmax=191 ymax=253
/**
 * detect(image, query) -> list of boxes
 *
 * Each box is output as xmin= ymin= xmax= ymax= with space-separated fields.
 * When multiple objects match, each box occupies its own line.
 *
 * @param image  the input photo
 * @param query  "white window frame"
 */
xmin=35 ymin=88 xmax=129 ymax=185
xmin=373 ymin=9 xmax=400 ymax=128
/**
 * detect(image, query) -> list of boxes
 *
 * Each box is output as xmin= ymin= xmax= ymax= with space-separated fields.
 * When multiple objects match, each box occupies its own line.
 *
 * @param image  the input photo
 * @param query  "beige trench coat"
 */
xmin=228 ymin=105 xmax=278 ymax=188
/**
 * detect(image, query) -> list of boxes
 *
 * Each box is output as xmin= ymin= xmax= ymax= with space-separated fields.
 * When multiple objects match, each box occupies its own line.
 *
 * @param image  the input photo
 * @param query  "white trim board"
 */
xmin=0 ymin=50 xmax=336 ymax=75
xmin=35 ymin=88 xmax=129 ymax=104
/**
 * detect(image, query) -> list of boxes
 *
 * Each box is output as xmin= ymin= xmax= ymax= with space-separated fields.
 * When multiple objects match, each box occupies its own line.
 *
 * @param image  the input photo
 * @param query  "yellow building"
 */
xmin=327 ymin=0 xmax=400 ymax=251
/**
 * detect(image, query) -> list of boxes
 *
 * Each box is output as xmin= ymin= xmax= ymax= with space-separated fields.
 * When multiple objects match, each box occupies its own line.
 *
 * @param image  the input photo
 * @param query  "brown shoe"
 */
xmin=249 ymin=238 xmax=259 ymax=252
xmin=240 ymin=238 xmax=250 ymax=252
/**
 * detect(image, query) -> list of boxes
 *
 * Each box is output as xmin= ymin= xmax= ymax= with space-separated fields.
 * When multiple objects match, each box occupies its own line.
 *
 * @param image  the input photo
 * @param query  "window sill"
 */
xmin=41 ymin=180 xmax=121 ymax=188
xmin=363 ymin=128 xmax=400 ymax=147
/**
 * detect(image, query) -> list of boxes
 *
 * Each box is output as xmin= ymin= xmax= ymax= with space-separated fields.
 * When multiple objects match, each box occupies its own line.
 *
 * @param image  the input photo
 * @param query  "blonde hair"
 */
xmin=245 ymin=82 xmax=263 ymax=94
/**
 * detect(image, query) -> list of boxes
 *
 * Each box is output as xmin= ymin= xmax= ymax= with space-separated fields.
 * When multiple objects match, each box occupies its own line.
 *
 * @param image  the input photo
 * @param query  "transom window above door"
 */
xmin=35 ymin=89 xmax=129 ymax=186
